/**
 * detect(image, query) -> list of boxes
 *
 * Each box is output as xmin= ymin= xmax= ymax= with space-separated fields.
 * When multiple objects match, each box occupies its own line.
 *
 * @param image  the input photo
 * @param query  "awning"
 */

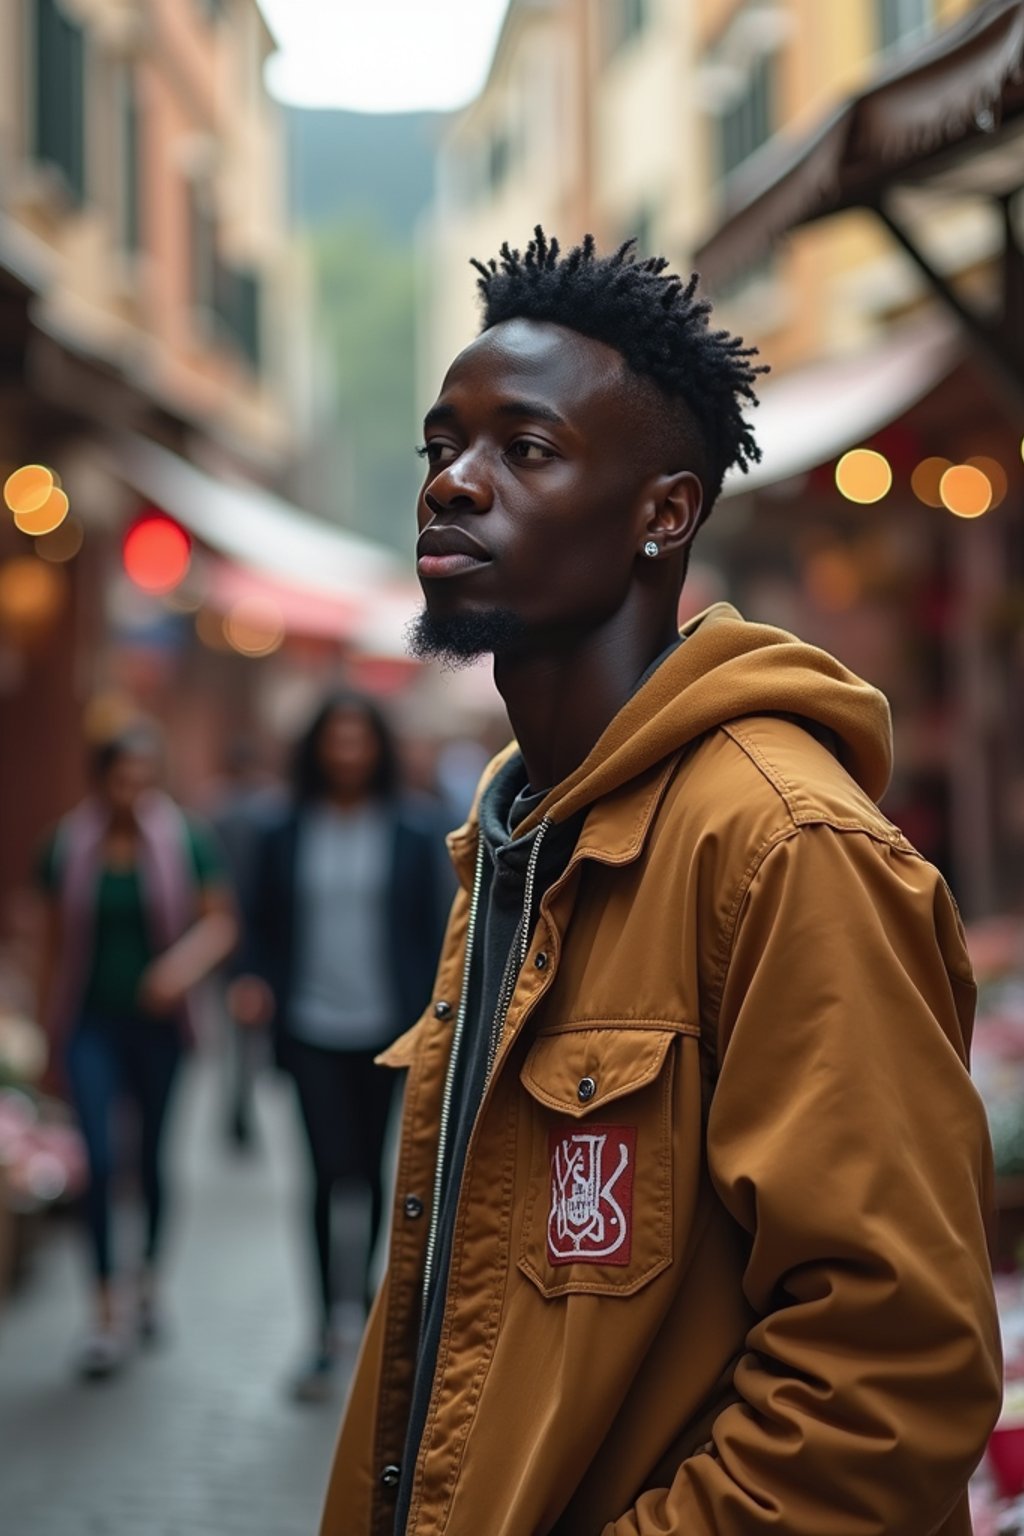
xmin=697 ymin=0 xmax=1024 ymax=286
xmin=108 ymin=434 xmax=420 ymax=655
xmin=723 ymin=312 xmax=959 ymax=496
xmin=112 ymin=434 xmax=402 ymax=595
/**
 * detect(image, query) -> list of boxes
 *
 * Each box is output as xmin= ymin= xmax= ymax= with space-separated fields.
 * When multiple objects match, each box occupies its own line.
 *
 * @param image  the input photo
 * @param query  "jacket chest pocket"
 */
xmin=517 ymin=1022 xmax=681 ymax=1298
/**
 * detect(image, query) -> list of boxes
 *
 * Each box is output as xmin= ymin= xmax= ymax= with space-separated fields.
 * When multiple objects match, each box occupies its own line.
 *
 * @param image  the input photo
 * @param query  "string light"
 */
xmin=804 ymin=548 xmax=860 ymax=612
xmin=4 ymin=465 xmax=54 ymax=515
xmin=195 ymin=607 xmax=230 ymax=651
xmin=223 ymin=597 xmax=285 ymax=657
xmin=14 ymin=486 xmax=70 ymax=537
xmin=966 ymin=456 xmax=1007 ymax=509
xmin=939 ymin=464 xmax=993 ymax=519
xmin=36 ymin=517 xmax=84 ymax=564
xmin=910 ymin=457 xmax=952 ymax=508
xmin=835 ymin=449 xmax=892 ymax=504
xmin=0 ymin=558 xmax=66 ymax=631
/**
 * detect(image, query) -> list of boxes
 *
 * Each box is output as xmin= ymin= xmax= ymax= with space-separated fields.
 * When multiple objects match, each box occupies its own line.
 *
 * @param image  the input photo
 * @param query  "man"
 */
xmin=320 ymin=230 xmax=1000 ymax=1536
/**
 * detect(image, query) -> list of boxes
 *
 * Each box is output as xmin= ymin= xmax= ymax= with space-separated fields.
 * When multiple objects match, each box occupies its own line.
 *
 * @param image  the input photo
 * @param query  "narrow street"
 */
xmin=0 ymin=1053 xmax=358 ymax=1535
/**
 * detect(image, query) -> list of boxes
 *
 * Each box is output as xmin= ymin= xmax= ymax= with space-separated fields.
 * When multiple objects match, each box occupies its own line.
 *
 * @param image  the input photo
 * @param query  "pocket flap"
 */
xmin=520 ymin=1024 xmax=681 ymax=1118
xmin=375 ymin=1013 xmax=432 ymax=1069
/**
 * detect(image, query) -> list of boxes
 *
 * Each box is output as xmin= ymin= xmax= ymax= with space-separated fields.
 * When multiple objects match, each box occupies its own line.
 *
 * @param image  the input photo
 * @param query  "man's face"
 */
xmin=414 ymin=319 xmax=655 ymax=658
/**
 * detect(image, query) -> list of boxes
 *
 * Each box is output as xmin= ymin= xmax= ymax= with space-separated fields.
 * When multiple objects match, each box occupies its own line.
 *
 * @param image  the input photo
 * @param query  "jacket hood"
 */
xmin=516 ymin=604 xmax=892 ymax=833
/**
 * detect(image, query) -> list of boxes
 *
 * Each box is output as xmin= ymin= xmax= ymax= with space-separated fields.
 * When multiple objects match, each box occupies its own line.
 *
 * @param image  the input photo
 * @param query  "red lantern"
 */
xmin=123 ymin=514 xmax=191 ymax=594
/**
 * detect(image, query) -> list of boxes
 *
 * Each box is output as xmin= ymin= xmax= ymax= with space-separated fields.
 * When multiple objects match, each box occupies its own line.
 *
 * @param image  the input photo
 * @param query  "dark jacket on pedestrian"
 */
xmin=249 ymin=798 xmax=452 ymax=1061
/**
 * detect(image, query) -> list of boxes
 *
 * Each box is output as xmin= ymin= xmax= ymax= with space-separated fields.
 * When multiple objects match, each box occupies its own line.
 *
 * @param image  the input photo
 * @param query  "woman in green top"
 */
xmin=37 ymin=725 xmax=236 ymax=1378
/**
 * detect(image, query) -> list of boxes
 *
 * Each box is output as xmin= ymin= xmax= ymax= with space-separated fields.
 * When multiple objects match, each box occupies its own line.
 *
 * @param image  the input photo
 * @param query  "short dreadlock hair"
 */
xmin=470 ymin=227 xmax=767 ymax=518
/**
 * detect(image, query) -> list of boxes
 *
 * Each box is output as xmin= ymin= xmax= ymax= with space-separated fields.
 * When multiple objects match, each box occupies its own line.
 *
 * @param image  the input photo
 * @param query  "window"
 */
xmin=877 ymin=0 xmax=931 ymax=50
xmin=188 ymin=176 xmax=262 ymax=371
xmin=187 ymin=180 xmax=217 ymax=314
xmin=719 ymin=52 xmax=774 ymax=179
xmin=604 ymin=0 xmax=648 ymax=61
xmin=216 ymin=265 xmax=262 ymax=370
xmin=33 ymin=0 xmax=86 ymax=203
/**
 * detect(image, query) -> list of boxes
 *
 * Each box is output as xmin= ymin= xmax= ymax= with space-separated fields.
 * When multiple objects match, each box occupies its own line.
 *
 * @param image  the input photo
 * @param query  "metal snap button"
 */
xmin=403 ymin=1194 xmax=424 ymax=1219
xmin=434 ymin=1000 xmax=452 ymax=1019
xmin=577 ymin=1076 xmax=596 ymax=1102
xmin=380 ymin=1463 xmax=401 ymax=1491
xmin=534 ymin=951 xmax=549 ymax=970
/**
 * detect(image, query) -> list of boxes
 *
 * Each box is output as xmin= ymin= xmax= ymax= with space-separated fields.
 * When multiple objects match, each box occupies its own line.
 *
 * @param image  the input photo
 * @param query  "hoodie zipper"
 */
xmin=420 ymin=814 xmax=551 ymax=1321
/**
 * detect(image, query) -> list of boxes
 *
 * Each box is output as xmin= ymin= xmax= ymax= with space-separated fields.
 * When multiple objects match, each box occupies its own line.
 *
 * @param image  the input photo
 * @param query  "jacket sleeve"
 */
xmin=603 ymin=823 xmax=1001 ymax=1536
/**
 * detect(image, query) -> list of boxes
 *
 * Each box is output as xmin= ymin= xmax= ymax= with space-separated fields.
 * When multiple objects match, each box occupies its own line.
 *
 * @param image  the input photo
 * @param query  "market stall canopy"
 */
xmin=696 ymin=0 xmax=1024 ymax=287
xmin=112 ymin=434 xmax=402 ymax=596
xmin=108 ymin=433 xmax=420 ymax=656
xmin=722 ymin=312 xmax=959 ymax=497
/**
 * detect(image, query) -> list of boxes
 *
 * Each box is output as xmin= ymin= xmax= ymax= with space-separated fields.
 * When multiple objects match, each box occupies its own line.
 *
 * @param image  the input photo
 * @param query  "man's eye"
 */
xmin=507 ymin=440 xmax=556 ymax=463
xmin=415 ymin=441 xmax=458 ymax=467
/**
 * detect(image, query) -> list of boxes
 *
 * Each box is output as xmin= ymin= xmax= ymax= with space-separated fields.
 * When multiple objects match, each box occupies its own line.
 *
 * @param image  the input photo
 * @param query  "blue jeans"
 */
xmin=65 ymin=1014 xmax=184 ymax=1281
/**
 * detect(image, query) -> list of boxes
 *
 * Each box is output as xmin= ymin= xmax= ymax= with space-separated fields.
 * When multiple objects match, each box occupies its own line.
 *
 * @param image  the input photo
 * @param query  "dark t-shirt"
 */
xmin=37 ymin=820 xmax=224 ymax=1019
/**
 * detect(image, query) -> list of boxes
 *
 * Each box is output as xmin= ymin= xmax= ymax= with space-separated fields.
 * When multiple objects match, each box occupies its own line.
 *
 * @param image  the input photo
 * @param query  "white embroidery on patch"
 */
xmin=547 ymin=1128 xmax=632 ymax=1262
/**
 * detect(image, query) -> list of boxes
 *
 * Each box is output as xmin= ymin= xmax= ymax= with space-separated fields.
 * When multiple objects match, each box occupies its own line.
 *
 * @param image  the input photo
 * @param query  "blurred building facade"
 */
xmin=422 ymin=0 xmax=1024 ymax=918
xmin=0 ymin=0 xmax=295 ymax=913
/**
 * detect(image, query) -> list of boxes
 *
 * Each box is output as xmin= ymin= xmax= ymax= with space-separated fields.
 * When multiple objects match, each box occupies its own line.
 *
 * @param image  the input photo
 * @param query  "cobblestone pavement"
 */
xmin=0 ymin=1053 xmax=362 ymax=1536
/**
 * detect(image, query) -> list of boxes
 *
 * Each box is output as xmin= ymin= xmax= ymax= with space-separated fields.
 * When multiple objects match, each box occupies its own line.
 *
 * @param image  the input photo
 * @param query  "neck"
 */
xmin=324 ymin=788 xmax=371 ymax=811
xmin=494 ymin=596 xmax=679 ymax=791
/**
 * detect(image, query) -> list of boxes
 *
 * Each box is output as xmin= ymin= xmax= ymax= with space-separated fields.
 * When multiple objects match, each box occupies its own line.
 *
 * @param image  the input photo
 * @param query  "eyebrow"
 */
xmin=423 ymin=398 xmax=569 ymax=432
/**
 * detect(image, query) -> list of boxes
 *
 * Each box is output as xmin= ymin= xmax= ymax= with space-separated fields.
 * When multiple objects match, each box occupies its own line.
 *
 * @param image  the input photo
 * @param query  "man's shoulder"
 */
xmin=673 ymin=713 xmax=899 ymax=847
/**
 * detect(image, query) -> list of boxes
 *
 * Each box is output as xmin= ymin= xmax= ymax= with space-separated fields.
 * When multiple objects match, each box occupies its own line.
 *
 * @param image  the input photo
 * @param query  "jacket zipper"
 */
xmin=420 ymin=814 xmax=551 ymax=1321
xmin=420 ymin=833 xmax=485 ymax=1321
xmin=485 ymin=816 xmax=551 ymax=1082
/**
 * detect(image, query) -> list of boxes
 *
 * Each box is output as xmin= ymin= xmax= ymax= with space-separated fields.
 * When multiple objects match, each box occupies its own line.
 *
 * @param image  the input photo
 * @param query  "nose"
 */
xmin=423 ymin=449 xmax=492 ymax=516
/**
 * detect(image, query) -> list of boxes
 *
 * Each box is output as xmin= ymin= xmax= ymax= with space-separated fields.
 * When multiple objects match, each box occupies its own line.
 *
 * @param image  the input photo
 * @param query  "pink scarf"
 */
xmin=48 ymin=791 xmax=198 ymax=1044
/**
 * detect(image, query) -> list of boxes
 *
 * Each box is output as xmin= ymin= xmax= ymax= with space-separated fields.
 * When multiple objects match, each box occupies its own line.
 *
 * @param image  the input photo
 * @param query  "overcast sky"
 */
xmin=259 ymin=0 xmax=511 ymax=114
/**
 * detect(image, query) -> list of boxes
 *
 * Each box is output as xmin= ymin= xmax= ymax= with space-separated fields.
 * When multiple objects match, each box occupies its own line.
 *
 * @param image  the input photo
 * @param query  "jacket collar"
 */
xmin=446 ymin=749 xmax=682 ymax=891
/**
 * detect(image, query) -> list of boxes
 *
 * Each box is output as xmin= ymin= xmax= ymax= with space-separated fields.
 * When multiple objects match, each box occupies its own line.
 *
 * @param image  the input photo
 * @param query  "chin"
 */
xmin=406 ymin=606 xmax=529 ymax=666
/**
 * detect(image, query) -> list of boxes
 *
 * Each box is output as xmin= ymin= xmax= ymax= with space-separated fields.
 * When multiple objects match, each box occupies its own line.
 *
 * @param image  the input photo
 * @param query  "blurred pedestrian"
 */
xmin=36 ymin=723 xmax=237 ymax=1379
xmin=240 ymin=690 xmax=449 ymax=1403
xmin=204 ymin=736 xmax=285 ymax=1151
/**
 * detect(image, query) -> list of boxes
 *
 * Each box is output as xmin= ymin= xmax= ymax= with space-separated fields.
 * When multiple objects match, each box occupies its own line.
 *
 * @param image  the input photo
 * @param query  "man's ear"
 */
xmin=639 ymin=471 xmax=703 ymax=558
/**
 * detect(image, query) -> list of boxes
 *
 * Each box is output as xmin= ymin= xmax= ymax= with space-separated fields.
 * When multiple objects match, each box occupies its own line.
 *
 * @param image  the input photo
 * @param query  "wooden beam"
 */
xmin=874 ymin=196 xmax=1024 ymax=415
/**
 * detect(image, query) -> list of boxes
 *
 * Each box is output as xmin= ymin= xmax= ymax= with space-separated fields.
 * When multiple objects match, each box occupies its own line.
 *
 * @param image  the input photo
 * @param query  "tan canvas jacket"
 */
xmin=321 ymin=604 xmax=1001 ymax=1536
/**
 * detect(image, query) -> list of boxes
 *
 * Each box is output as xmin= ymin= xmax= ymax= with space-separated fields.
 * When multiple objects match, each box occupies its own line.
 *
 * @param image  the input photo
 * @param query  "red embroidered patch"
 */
xmin=547 ymin=1123 xmax=635 ymax=1266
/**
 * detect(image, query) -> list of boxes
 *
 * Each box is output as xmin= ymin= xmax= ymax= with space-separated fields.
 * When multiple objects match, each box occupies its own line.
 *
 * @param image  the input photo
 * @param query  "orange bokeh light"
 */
xmin=36 ymin=516 xmax=84 ymax=563
xmin=4 ymin=464 xmax=54 ymax=516
xmin=966 ymin=456 xmax=1007 ymax=509
xmin=939 ymin=464 xmax=993 ymax=519
xmin=223 ymin=597 xmax=285 ymax=657
xmin=14 ymin=486 xmax=70 ymax=537
xmin=0 ymin=557 xmax=66 ymax=629
xmin=835 ymin=449 xmax=892 ymax=504
xmin=123 ymin=516 xmax=191 ymax=593
xmin=910 ymin=457 xmax=952 ymax=507
xmin=804 ymin=548 xmax=861 ymax=612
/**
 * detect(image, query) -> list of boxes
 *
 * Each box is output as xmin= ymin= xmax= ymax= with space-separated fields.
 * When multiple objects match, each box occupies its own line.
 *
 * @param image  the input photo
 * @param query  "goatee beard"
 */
xmin=406 ymin=607 xmax=529 ymax=668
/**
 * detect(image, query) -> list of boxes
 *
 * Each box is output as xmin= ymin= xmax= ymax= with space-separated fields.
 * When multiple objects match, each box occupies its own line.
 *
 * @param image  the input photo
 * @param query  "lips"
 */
xmin=416 ymin=525 xmax=491 ymax=580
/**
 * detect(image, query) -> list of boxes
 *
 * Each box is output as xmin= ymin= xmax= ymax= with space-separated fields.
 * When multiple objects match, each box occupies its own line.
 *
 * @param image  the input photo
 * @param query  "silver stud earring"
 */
xmin=643 ymin=540 xmax=659 ymax=558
